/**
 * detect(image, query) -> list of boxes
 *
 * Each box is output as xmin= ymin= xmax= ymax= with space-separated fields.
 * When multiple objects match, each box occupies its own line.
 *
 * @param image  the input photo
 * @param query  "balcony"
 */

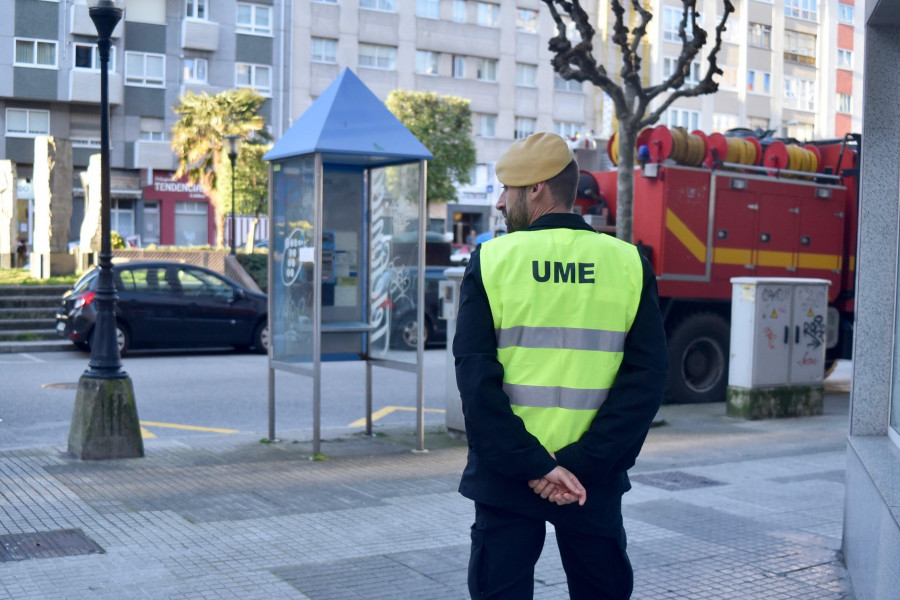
xmin=129 ymin=140 xmax=177 ymax=171
xmin=182 ymin=19 xmax=220 ymax=52
xmin=70 ymin=70 xmax=123 ymax=105
xmin=71 ymin=4 xmax=123 ymax=38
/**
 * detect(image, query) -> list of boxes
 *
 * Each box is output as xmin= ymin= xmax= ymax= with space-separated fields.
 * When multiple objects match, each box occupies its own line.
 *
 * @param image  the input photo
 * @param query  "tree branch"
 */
xmin=640 ymin=0 xmax=734 ymax=128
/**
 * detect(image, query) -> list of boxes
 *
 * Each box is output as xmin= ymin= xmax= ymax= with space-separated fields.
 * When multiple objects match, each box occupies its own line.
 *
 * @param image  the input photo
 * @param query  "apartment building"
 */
xmin=639 ymin=0 xmax=864 ymax=141
xmin=1 ymin=0 xmax=289 ymax=248
xmin=0 ymin=0 xmax=866 ymax=247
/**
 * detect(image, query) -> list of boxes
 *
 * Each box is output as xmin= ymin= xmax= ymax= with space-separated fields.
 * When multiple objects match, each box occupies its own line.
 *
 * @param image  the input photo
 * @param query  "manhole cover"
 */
xmin=0 ymin=529 xmax=104 ymax=562
xmin=41 ymin=382 xmax=78 ymax=390
xmin=630 ymin=470 xmax=725 ymax=491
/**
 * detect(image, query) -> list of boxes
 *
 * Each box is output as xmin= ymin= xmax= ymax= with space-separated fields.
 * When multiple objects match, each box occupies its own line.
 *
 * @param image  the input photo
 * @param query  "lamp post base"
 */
xmin=68 ymin=374 xmax=144 ymax=460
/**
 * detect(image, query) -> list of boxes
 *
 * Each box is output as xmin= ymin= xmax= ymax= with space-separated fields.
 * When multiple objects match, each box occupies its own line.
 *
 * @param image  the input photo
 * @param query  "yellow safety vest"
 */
xmin=480 ymin=227 xmax=644 ymax=452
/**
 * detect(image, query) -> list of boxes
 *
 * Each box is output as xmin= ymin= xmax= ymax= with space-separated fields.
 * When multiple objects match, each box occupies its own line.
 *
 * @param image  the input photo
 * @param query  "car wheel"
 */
xmin=396 ymin=314 xmax=430 ymax=350
xmin=253 ymin=321 xmax=269 ymax=354
xmin=665 ymin=312 xmax=730 ymax=404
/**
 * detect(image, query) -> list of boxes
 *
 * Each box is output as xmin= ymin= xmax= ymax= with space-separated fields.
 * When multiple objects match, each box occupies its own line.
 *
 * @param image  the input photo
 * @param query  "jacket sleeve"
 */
xmin=554 ymin=255 xmax=668 ymax=485
xmin=453 ymin=248 xmax=559 ymax=481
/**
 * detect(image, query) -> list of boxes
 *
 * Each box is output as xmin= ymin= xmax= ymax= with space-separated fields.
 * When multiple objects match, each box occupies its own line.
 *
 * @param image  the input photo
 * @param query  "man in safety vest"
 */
xmin=454 ymin=132 xmax=668 ymax=599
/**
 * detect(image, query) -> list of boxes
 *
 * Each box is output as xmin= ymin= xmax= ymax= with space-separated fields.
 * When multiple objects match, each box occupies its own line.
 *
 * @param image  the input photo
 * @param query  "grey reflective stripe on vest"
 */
xmin=503 ymin=383 xmax=610 ymax=410
xmin=496 ymin=326 xmax=626 ymax=353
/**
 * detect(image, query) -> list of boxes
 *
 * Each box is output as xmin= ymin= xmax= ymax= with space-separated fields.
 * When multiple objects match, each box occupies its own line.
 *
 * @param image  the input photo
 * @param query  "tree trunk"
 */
xmin=245 ymin=217 xmax=258 ymax=253
xmin=615 ymin=125 xmax=637 ymax=243
xmin=209 ymin=190 xmax=225 ymax=249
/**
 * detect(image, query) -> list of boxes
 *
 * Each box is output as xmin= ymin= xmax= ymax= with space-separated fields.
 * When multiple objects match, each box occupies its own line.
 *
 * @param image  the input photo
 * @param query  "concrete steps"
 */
xmin=0 ymin=284 xmax=75 ymax=351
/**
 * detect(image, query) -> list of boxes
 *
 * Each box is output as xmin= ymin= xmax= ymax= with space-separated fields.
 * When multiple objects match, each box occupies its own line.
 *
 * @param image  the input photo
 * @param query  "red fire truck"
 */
xmin=578 ymin=126 xmax=860 ymax=403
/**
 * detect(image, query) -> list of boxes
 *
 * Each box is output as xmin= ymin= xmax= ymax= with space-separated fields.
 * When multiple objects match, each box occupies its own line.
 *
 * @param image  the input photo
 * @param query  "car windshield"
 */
xmin=72 ymin=269 xmax=99 ymax=294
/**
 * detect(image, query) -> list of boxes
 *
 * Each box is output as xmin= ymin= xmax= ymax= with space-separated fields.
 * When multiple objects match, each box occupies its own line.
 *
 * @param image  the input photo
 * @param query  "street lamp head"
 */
xmin=89 ymin=1 xmax=123 ymax=40
xmin=225 ymin=135 xmax=242 ymax=162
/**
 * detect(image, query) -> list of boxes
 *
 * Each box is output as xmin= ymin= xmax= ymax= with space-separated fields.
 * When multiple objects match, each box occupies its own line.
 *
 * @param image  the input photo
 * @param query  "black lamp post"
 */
xmin=225 ymin=135 xmax=241 ymax=254
xmin=68 ymin=0 xmax=143 ymax=460
xmin=85 ymin=0 xmax=124 ymax=378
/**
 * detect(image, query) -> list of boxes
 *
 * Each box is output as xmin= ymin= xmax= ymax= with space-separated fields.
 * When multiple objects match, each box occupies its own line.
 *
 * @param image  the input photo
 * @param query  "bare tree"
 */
xmin=541 ymin=0 xmax=734 ymax=242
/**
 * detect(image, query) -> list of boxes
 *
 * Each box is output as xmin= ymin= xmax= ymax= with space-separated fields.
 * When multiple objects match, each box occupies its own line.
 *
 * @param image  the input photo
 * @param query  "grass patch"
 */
xmin=0 ymin=269 xmax=79 ymax=286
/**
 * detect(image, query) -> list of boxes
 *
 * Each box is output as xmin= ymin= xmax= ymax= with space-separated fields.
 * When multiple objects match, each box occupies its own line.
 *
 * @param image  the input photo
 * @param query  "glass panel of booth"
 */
xmin=270 ymin=154 xmax=317 ymax=366
xmin=369 ymin=162 xmax=424 ymax=363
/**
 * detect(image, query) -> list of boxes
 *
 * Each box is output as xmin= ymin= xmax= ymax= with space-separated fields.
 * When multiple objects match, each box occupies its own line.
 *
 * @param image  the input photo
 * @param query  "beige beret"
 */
xmin=495 ymin=132 xmax=575 ymax=187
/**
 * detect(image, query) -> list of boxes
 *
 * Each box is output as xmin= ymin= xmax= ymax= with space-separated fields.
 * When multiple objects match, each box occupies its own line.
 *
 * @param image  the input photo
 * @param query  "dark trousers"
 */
xmin=468 ymin=502 xmax=633 ymax=600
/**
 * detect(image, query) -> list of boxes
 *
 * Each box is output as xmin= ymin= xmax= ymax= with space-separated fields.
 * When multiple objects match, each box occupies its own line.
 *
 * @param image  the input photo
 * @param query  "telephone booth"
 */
xmin=263 ymin=69 xmax=433 ymax=453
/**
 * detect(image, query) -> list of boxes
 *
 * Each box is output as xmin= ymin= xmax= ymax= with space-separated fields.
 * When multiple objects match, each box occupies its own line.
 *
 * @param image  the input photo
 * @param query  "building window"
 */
xmin=478 ymin=114 xmax=496 ymax=137
xmin=476 ymin=58 xmax=497 ymax=81
xmin=111 ymin=199 xmax=135 ymax=239
xmin=784 ymin=0 xmax=817 ymax=21
xmin=359 ymin=43 xmax=396 ymax=70
xmin=360 ymin=0 xmax=396 ymax=12
xmin=14 ymin=38 xmax=57 ymax=68
xmin=236 ymin=63 xmax=272 ymax=95
xmin=314 ymin=0 xmax=338 ymax=3
xmin=476 ymin=2 xmax=499 ymax=27
xmin=516 ymin=8 xmax=537 ymax=33
xmin=748 ymin=23 xmax=771 ymax=49
xmin=717 ymin=14 xmax=737 ymax=43
xmin=712 ymin=113 xmax=739 ymax=133
xmin=186 ymin=0 xmax=208 ymax=19
xmin=838 ymin=49 xmax=853 ymax=69
xmin=5 ymin=108 xmax=50 ymax=137
xmin=554 ymin=73 xmax=581 ymax=92
xmin=515 ymin=63 xmax=536 ymax=87
xmin=183 ymin=58 xmax=208 ymax=83
xmin=417 ymin=0 xmax=440 ymax=19
xmin=515 ymin=117 xmax=535 ymax=139
xmin=838 ymin=3 xmax=854 ymax=23
xmin=554 ymin=121 xmax=581 ymax=138
xmin=663 ymin=6 xmax=694 ymax=42
xmin=139 ymin=117 xmax=166 ymax=141
xmin=311 ymin=38 xmax=337 ymax=63
xmin=784 ymin=76 xmax=816 ymax=111
xmin=666 ymin=108 xmax=700 ymax=131
xmin=74 ymin=44 xmax=115 ymax=71
xmin=453 ymin=0 xmax=466 ymax=22
xmin=663 ymin=57 xmax=701 ymax=86
xmin=125 ymin=51 xmax=165 ymax=86
xmin=785 ymin=121 xmax=814 ymax=140
xmin=416 ymin=50 xmax=440 ymax=75
xmin=747 ymin=116 xmax=769 ymax=131
xmin=175 ymin=201 xmax=208 ymax=247
xmin=452 ymin=55 xmax=466 ymax=78
xmin=837 ymin=93 xmax=852 ymax=113
xmin=237 ymin=3 xmax=272 ymax=36
xmin=714 ymin=64 xmax=738 ymax=90
xmin=747 ymin=70 xmax=771 ymax=95
xmin=784 ymin=30 xmax=816 ymax=65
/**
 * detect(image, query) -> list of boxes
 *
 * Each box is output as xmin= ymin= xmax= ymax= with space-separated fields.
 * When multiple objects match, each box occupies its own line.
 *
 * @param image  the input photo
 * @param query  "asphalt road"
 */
xmin=0 ymin=348 xmax=450 ymax=450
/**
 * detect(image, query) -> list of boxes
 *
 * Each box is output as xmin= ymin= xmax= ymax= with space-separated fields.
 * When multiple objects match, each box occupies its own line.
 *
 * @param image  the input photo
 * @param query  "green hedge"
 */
xmin=236 ymin=253 xmax=268 ymax=293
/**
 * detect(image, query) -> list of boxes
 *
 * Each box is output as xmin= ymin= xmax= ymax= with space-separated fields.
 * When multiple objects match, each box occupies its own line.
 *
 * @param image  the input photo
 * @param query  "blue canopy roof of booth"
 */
xmin=264 ymin=68 xmax=433 ymax=166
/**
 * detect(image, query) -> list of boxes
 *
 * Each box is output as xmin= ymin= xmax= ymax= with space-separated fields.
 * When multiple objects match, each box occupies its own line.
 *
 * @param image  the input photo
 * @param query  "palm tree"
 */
xmin=171 ymin=88 xmax=266 ymax=248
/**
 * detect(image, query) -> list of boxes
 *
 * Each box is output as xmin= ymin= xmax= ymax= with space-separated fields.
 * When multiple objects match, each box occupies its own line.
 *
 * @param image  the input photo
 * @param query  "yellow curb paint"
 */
xmin=348 ymin=406 xmax=446 ymax=428
xmin=139 ymin=421 xmax=240 ymax=434
xmin=140 ymin=427 xmax=157 ymax=439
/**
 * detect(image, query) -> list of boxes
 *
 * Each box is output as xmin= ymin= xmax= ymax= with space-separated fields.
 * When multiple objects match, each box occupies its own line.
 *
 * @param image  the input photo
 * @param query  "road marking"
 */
xmin=140 ymin=427 xmax=157 ymax=439
xmin=18 ymin=353 xmax=46 ymax=363
xmin=348 ymin=406 xmax=446 ymax=428
xmin=139 ymin=421 xmax=240 ymax=434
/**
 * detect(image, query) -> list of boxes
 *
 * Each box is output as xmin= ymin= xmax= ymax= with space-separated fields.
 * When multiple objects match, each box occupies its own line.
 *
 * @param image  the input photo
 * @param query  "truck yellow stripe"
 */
xmin=665 ymin=209 xmax=707 ymax=262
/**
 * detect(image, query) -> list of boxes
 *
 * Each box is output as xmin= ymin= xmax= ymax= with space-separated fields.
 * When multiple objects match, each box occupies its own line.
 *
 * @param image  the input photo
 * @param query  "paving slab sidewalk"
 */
xmin=0 ymin=383 xmax=854 ymax=599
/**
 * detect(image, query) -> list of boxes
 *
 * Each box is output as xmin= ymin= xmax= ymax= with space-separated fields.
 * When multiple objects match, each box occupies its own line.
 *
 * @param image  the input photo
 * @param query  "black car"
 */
xmin=56 ymin=261 xmax=268 ymax=354
xmin=390 ymin=266 xmax=448 ymax=350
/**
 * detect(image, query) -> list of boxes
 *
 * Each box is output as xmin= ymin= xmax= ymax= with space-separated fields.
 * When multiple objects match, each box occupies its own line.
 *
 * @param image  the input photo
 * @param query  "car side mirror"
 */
xmin=233 ymin=288 xmax=246 ymax=301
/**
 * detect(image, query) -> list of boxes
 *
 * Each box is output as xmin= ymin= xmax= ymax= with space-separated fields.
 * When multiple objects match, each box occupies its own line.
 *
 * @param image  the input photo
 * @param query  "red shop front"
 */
xmin=141 ymin=173 xmax=216 ymax=247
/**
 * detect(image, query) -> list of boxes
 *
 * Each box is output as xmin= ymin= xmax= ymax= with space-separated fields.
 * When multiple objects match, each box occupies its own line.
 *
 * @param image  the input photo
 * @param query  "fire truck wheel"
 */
xmin=666 ymin=312 xmax=730 ymax=404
